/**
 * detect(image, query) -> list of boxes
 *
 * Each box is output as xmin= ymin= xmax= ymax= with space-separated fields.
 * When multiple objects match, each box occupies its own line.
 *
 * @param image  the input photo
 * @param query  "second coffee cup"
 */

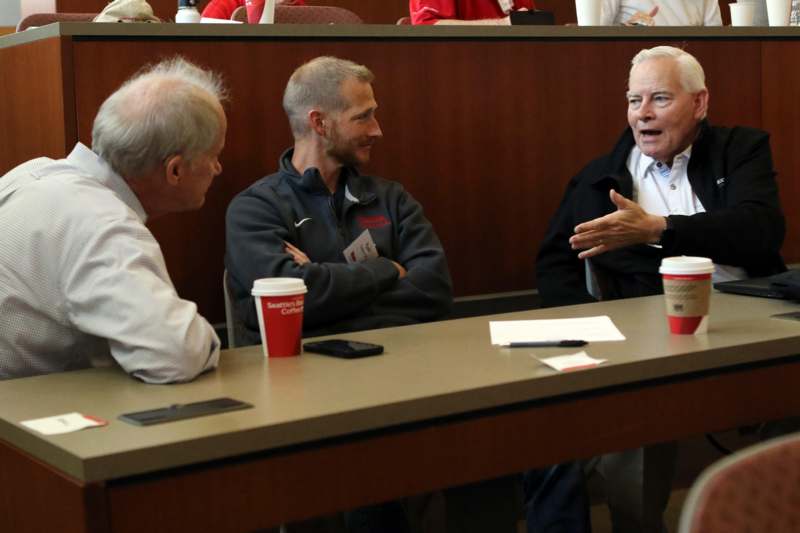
xmin=659 ymin=256 xmax=715 ymax=335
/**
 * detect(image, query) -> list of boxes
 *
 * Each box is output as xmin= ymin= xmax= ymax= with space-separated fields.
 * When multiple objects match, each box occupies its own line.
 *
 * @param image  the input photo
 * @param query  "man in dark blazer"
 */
xmin=531 ymin=45 xmax=786 ymax=533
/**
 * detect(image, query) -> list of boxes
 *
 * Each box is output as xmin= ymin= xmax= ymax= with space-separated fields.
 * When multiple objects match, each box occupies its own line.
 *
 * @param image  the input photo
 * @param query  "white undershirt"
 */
xmin=627 ymin=145 xmax=747 ymax=283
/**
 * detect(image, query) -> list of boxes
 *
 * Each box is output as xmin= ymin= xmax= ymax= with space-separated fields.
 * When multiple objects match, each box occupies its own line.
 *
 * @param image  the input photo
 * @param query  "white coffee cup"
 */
xmin=575 ymin=0 xmax=602 ymax=25
xmin=730 ymin=2 xmax=757 ymax=26
xmin=259 ymin=0 xmax=275 ymax=23
xmin=659 ymin=257 xmax=715 ymax=335
xmin=252 ymin=277 xmax=307 ymax=357
xmin=766 ymin=0 xmax=792 ymax=26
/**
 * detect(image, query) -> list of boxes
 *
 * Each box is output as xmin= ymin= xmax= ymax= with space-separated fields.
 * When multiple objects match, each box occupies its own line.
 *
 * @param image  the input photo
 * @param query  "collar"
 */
xmin=278 ymin=147 xmax=375 ymax=204
xmin=61 ymin=143 xmax=148 ymax=222
xmin=589 ymin=120 xmax=711 ymax=188
xmin=636 ymin=144 xmax=693 ymax=178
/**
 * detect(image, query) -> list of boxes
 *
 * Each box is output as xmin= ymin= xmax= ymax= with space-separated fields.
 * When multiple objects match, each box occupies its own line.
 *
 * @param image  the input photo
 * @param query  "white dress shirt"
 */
xmin=627 ymin=145 xmax=747 ymax=282
xmin=601 ymin=0 xmax=722 ymax=25
xmin=0 ymin=143 xmax=219 ymax=383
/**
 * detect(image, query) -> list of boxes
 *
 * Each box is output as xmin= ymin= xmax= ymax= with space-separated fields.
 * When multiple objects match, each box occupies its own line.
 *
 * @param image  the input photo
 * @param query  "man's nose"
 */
xmin=369 ymin=117 xmax=383 ymax=139
xmin=636 ymin=100 xmax=655 ymax=122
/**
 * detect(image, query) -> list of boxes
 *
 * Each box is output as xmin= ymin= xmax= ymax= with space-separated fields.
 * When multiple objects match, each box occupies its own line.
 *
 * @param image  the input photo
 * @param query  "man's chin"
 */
xmin=637 ymin=144 xmax=664 ymax=161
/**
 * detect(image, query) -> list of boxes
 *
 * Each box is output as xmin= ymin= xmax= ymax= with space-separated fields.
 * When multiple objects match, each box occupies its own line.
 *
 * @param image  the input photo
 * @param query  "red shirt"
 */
xmin=201 ymin=0 xmax=305 ymax=21
xmin=410 ymin=0 xmax=535 ymax=25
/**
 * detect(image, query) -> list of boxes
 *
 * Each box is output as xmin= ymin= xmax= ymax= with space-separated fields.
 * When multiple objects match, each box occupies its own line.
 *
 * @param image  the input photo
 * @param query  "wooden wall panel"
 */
xmin=0 ymin=438 xmax=109 ymax=533
xmin=68 ymin=37 xmax=771 ymax=325
xmin=762 ymin=41 xmax=800 ymax=264
xmin=0 ymin=36 xmax=74 ymax=173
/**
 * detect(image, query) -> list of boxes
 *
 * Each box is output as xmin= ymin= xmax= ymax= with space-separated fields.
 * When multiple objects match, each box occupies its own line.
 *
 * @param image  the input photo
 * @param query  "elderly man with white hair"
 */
xmin=0 ymin=57 xmax=226 ymax=384
xmin=528 ymin=46 xmax=785 ymax=533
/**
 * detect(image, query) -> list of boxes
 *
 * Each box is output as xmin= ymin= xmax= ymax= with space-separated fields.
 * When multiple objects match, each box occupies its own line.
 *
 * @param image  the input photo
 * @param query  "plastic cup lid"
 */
xmin=659 ymin=256 xmax=715 ymax=275
xmin=251 ymin=277 xmax=307 ymax=296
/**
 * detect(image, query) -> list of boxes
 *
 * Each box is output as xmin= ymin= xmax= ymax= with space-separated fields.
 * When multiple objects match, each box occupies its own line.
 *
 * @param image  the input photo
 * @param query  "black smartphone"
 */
xmin=118 ymin=397 xmax=252 ymax=426
xmin=303 ymin=339 xmax=384 ymax=359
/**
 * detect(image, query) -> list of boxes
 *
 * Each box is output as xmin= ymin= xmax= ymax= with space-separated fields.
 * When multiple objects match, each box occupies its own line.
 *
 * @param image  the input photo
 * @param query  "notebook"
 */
xmin=714 ymin=270 xmax=800 ymax=300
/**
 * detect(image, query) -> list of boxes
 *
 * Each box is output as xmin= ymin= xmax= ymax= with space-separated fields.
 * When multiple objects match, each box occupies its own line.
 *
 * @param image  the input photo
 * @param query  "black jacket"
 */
xmin=226 ymin=149 xmax=453 ymax=342
xmin=537 ymin=122 xmax=786 ymax=307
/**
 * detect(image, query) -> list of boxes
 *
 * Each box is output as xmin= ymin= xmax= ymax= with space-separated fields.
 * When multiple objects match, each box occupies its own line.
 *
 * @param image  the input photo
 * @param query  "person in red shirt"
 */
xmin=410 ymin=0 xmax=535 ymax=25
xmin=201 ymin=0 xmax=305 ymax=21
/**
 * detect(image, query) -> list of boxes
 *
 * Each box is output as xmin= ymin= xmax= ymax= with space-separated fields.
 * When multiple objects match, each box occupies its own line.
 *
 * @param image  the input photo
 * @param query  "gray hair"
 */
xmin=91 ymin=56 xmax=228 ymax=179
xmin=630 ymin=46 xmax=707 ymax=93
xmin=282 ymin=56 xmax=374 ymax=138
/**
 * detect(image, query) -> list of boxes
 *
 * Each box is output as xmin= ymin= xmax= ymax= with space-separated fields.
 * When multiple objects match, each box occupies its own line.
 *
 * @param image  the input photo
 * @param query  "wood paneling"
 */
xmin=0 ymin=439 xmax=109 ymax=533
xmin=762 ymin=41 xmax=800 ymax=263
xmin=66 ymin=37 xmax=773 ymax=323
xmin=1 ymin=32 xmax=793 ymax=324
xmin=0 ymin=36 xmax=74 ymax=173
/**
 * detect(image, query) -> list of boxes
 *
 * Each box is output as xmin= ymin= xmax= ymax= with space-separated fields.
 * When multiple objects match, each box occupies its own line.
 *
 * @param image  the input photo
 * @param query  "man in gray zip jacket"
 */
xmin=226 ymin=56 xmax=452 ymax=345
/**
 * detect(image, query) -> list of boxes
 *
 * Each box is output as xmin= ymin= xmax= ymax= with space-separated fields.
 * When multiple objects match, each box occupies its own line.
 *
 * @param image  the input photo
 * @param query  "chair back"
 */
xmin=678 ymin=432 xmax=800 ymax=533
xmin=275 ymin=5 xmax=362 ymax=24
xmin=16 ymin=12 xmax=96 ymax=31
xmin=231 ymin=5 xmax=363 ymax=24
xmin=223 ymin=269 xmax=247 ymax=349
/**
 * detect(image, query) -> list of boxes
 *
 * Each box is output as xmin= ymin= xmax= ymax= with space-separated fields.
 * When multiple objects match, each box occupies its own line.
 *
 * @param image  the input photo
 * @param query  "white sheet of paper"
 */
xmin=535 ymin=351 xmax=607 ymax=372
xmin=343 ymin=229 xmax=379 ymax=264
xmin=489 ymin=315 xmax=626 ymax=345
xmin=21 ymin=412 xmax=107 ymax=436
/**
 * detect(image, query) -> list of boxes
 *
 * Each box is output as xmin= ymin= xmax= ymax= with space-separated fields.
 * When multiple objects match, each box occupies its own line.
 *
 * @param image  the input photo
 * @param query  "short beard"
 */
xmin=324 ymin=126 xmax=364 ymax=168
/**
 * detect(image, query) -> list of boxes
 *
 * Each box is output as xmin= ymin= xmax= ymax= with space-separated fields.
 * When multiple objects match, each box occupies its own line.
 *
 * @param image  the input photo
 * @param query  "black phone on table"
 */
xmin=303 ymin=339 xmax=384 ymax=359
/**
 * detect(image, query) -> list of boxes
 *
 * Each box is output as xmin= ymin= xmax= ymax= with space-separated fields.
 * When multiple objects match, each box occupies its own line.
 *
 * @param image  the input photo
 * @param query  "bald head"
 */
xmin=92 ymin=57 xmax=227 ymax=180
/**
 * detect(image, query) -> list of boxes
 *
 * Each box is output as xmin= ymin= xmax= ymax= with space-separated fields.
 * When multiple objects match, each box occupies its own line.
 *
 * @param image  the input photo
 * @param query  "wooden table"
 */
xmin=1 ymin=24 xmax=799 ymax=322
xmin=1 ymin=292 xmax=800 ymax=532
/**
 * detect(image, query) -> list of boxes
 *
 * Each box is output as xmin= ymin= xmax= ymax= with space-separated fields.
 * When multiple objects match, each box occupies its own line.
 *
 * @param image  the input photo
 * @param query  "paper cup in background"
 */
xmin=575 ymin=0 xmax=602 ymax=25
xmin=252 ymin=278 xmax=307 ymax=357
xmin=245 ymin=0 xmax=264 ymax=23
xmin=730 ymin=2 xmax=756 ymax=26
xmin=767 ymin=0 xmax=792 ymax=25
xmin=259 ymin=0 xmax=276 ymax=23
xmin=659 ymin=257 xmax=715 ymax=335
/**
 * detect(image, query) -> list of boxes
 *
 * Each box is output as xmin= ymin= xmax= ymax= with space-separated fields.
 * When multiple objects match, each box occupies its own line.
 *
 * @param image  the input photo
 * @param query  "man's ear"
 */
xmin=693 ymin=88 xmax=710 ymax=121
xmin=309 ymin=110 xmax=327 ymax=136
xmin=164 ymin=154 xmax=184 ymax=186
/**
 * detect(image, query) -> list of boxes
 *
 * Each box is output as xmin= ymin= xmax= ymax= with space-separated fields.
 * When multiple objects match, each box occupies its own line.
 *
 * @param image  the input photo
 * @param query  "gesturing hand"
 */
xmin=569 ymin=190 xmax=666 ymax=259
xmin=624 ymin=6 xmax=658 ymax=26
xmin=284 ymin=241 xmax=310 ymax=265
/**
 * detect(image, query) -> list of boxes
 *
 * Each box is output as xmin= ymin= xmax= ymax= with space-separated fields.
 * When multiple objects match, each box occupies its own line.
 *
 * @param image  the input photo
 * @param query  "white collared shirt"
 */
xmin=0 ymin=143 xmax=219 ymax=382
xmin=601 ymin=0 xmax=722 ymax=26
xmin=627 ymin=145 xmax=746 ymax=283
